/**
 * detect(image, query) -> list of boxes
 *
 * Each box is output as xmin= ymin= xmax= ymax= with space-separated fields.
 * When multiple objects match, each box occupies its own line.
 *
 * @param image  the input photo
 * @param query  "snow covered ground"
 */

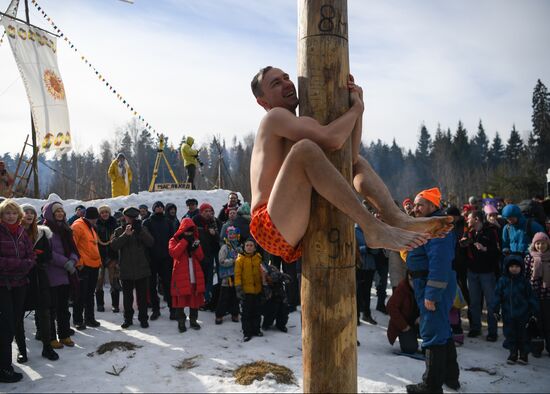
xmin=6 ymin=292 xmax=550 ymax=393
xmin=7 ymin=190 xmax=550 ymax=392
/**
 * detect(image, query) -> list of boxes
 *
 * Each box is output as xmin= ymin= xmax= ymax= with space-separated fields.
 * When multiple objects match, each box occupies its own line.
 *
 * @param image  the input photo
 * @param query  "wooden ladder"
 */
xmin=8 ymin=135 xmax=37 ymax=197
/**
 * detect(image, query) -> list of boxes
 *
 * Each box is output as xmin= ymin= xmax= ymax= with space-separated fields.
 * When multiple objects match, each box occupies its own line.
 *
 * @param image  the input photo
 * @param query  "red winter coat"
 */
xmin=169 ymin=218 xmax=205 ymax=307
xmin=386 ymin=277 xmax=419 ymax=345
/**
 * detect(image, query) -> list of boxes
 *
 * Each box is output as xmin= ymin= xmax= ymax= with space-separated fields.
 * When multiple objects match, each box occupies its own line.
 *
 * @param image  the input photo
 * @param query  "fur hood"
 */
xmin=37 ymin=225 xmax=53 ymax=241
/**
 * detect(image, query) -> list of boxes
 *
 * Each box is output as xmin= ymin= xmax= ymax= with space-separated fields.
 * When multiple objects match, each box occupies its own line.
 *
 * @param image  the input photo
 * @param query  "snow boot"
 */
xmin=518 ymin=352 xmax=528 ymax=365
xmin=150 ymin=310 xmax=161 ymax=321
xmin=362 ymin=312 xmax=377 ymax=325
xmin=16 ymin=351 xmax=28 ymax=364
xmin=376 ymin=301 xmax=387 ymax=315
xmin=406 ymin=345 xmax=446 ymax=394
xmin=189 ymin=309 xmax=201 ymax=330
xmin=176 ymin=309 xmax=187 ymax=332
xmin=121 ymin=320 xmax=133 ymax=329
xmin=444 ymin=339 xmax=460 ymax=390
xmin=169 ymin=309 xmax=177 ymax=321
xmin=42 ymin=344 xmax=59 ymax=361
xmin=178 ymin=319 xmax=187 ymax=333
xmin=96 ymin=290 xmax=105 ymax=312
xmin=0 ymin=368 xmax=23 ymax=383
xmin=60 ymin=337 xmax=75 ymax=347
xmin=50 ymin=339 xmax=64 ymax=349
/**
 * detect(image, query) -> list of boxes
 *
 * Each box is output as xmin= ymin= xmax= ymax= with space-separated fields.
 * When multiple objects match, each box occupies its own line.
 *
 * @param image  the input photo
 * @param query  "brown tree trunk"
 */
xmin=298 ymin=1 xmax=357 ymax=392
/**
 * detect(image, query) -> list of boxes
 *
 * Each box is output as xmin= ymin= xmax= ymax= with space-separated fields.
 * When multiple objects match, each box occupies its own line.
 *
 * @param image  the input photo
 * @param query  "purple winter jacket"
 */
xmin=0 ymin=223 xmax=35 ymax=288
xmin=43 ymin=202 xmax=79 ymax=287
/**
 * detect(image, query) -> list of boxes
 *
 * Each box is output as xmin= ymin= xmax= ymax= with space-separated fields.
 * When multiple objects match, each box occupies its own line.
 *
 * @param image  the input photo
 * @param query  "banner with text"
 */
xmin=1 ymin=18 xmax=71 ymax=152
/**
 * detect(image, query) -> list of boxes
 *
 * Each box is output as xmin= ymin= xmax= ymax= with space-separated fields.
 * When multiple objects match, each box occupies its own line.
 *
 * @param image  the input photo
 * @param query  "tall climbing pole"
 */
xmin=298 ymin=0 xmax=357 ymax=393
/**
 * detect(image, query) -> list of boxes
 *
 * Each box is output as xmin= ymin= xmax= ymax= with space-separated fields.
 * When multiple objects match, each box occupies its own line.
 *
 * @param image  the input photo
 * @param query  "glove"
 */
xmin=177 ymin=232 xmax=186 ymax=241
xmin=64 ymin=259 xmax=76 ymax=274
xmin=191 ymin=240 xmax=200 ymax=251
xmin=235 ymin=286 xmax=245 ymax=300
xmin=132 ymin=220 xmax=142 ymax=234
xmin=493 ymin=312 xmax=501 ymax=322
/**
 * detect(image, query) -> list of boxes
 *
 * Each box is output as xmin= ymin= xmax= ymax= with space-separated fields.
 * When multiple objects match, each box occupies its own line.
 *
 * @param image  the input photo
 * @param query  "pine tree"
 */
xmin=504 ymin=125 xmax=524 ymax=163
xmin=415 ymin=125 xmax=432 ymax=160
xmin=488 ymin=132 xmax=505 ymax=167
xmin=531 ymin=79 xmax=550 ymax=168
xmin=472 ymin=120 xmax=489 ymax=165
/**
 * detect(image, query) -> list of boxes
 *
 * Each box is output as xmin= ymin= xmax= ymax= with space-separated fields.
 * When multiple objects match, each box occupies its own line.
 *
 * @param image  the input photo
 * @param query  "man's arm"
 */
xmin=264 ymin=93 xmax=363 ymax=151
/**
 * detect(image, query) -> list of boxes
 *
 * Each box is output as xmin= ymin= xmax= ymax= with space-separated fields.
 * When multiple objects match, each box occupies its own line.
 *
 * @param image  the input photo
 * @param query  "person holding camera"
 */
xmin=180 ymin=136 xmax=202 ymax=190
xmin=169 ymin=218 xmax=205 ymax=333
xmin=0 ymin=161 xmax=14 ymax=198
xmin=110 ymin=207 xmax=154 ymax=329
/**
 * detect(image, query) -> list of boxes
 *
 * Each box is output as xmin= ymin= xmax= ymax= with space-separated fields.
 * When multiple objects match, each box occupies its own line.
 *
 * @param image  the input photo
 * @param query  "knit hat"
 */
xmin=85 ymin=207 xmax=100 ymax=220
xmin=152 ymin=201 xmax=165 ymax=211
xmin=123 ymin=207 xmax=140 ymax=218
xmin=483 ymin=204 xmax=498 ymax=215
xmin=199 ymin=203 xmax=214 ymax=213
xmin=445 ymin=206 xmax=460 ymax=216
xmin=416 ymin=187 xmax=441 ymax=208
xmin=138 ymin=204 xmax=148 ymax=210
xmin=225 ymin=225 xmax=240 ymax=240
xmin=186 ymin=198 xmax=198 ymax=206
xmin=98 ymin=205 xmax=111 ymax=214
xmin=49 ymin=202 xmax=63 ymax=215
xmin=238 ymin=202 xmax=251 ymax=216
xmin=20 ymin=204 xmax=37 ymax=215
xmin=532 ymin=232 xmax=550 ymax=244
xmin=75 ymin=204 xmax=85 ymax=212
xmin=402 ymin=198 xmax=413 ymax=208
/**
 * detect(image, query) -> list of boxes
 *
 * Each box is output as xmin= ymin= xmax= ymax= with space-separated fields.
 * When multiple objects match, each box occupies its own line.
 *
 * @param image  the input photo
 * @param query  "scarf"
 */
xmin=531 ymin=248 xmax=550 ymax=288
xmin=4 ymin=222 xmax=20 ymax=235
xmin=45 ymin=219 xmax=80 ymax=259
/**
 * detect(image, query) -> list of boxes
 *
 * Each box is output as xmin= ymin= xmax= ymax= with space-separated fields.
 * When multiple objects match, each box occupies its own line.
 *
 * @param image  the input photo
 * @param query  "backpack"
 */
xmin=518 ymin=199 xmax=546 ymax=226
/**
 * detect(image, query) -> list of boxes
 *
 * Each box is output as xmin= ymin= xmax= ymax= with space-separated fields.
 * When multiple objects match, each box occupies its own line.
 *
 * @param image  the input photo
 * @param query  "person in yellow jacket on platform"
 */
xmin=71 ymin=207 xmax=102 ymax=331
xmin=108 ymin=153 xmax=132 ymax=197
xmin=234 ymin=239 xmax=264 ymax=342
xmin=180 ymin=136 xmax=200 ymax=189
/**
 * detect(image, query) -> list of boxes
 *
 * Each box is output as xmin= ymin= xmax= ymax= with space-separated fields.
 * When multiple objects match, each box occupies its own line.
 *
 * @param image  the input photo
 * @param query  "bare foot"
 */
xmin=384 ymin=211 xmax=454 ymax=238
xmin=361 ymin=220 xmax=429 ymax=252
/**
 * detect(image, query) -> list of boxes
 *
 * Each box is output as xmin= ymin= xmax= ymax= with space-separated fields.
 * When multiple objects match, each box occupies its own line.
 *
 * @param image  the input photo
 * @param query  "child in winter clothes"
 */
xmin=169 ymin=218 xmax=205 ymax=333
xmin=261 ymin=263 xmax=291 ymax=333
xmin=386 ymin=272 xmax=420 ymax=354
xmin=492 ymin=255 xmax=539 ymax=365
xmin=235 ymin=238 xmax=264 ymax=341
xmin=216 ymin=226 xmax=241 ymax=324
xmin=524 ymin=232 xmax=550 ymax=357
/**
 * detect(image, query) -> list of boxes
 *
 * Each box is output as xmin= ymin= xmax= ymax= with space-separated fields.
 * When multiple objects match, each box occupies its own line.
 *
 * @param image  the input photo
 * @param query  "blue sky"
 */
xmin=1 ymin=0 xmax=549 ymax=155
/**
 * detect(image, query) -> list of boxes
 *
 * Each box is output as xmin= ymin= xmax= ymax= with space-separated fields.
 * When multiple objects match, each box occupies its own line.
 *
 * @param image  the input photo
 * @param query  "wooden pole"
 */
xmin=298 ymin=1 xmax=356 ymax=393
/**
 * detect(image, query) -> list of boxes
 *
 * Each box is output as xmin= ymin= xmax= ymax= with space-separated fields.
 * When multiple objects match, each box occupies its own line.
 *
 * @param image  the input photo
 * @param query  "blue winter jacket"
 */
xmin=406 ymin=210 xmax=456 ymax=302
xmin=501 ymin=204 xmax=544 ymax=255
xmin=355 ymin=225 xmax=376 ymax=271
xmin=492 ymin=255 xmax=539 ymax=320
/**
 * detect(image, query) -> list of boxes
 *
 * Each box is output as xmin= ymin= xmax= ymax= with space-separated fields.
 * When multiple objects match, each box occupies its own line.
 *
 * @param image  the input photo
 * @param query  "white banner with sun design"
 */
xmin=1 ymin=18 xmax=71 ymax=152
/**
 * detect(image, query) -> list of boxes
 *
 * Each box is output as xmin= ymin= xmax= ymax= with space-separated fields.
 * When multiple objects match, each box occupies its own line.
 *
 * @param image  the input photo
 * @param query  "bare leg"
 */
xmin=267 ymin=140 xmax=428 ymax=251
xmin=352 ymin=156 xmax=453 ymax=237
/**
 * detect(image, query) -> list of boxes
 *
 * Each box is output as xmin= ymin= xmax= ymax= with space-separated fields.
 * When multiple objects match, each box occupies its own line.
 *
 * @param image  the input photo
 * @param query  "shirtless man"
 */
xmin=249 ymin=66 xmax=453 ymax=263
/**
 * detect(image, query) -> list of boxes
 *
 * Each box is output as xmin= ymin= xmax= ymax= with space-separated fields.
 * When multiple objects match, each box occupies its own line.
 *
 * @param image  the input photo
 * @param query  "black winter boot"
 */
xmin=406 ymin=345 xmax=446 ymax=394
xmin=0 ymin=368 xmax=23 ymax=383
xmin=42 ymin=344 xmax=59 ymax=361
xmin=176 ymin=309 xmax=187 ymax=333
xmin=507 ymin=349 xmax=518 ymax=364
xmin=444 ymin=339 xmax=460 ymax=390
xmin=111 ymin=291 xmax=120 ymax=313
xmin=96 ymin=290 xmax=105 ymax=312
xmin=189 ymin=308 xmax=201 ymax=330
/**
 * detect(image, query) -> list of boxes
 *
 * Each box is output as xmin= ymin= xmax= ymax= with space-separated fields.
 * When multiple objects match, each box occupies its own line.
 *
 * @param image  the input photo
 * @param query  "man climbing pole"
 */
xmin=249 ymin=67 xmax=453 ymax=263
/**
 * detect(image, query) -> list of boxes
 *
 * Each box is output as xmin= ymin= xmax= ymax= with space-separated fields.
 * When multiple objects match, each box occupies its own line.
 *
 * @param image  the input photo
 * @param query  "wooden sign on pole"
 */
xmin=298 ymin=0 xmax=357 ymax=393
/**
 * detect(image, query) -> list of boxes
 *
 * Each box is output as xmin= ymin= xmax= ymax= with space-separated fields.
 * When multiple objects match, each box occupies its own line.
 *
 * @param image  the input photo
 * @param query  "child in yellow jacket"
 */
xmin=235 ymin=238 xmax=263 ymax=342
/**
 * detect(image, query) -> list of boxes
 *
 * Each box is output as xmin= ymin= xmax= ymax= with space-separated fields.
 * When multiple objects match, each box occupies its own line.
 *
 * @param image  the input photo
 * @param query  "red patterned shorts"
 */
xmin=250 ymin=204 xmax=302 ymax=263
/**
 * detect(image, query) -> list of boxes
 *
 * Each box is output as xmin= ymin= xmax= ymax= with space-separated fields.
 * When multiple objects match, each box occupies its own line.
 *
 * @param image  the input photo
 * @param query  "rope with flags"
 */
xmin=28 ymin=0 xmax=161 ymax=137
